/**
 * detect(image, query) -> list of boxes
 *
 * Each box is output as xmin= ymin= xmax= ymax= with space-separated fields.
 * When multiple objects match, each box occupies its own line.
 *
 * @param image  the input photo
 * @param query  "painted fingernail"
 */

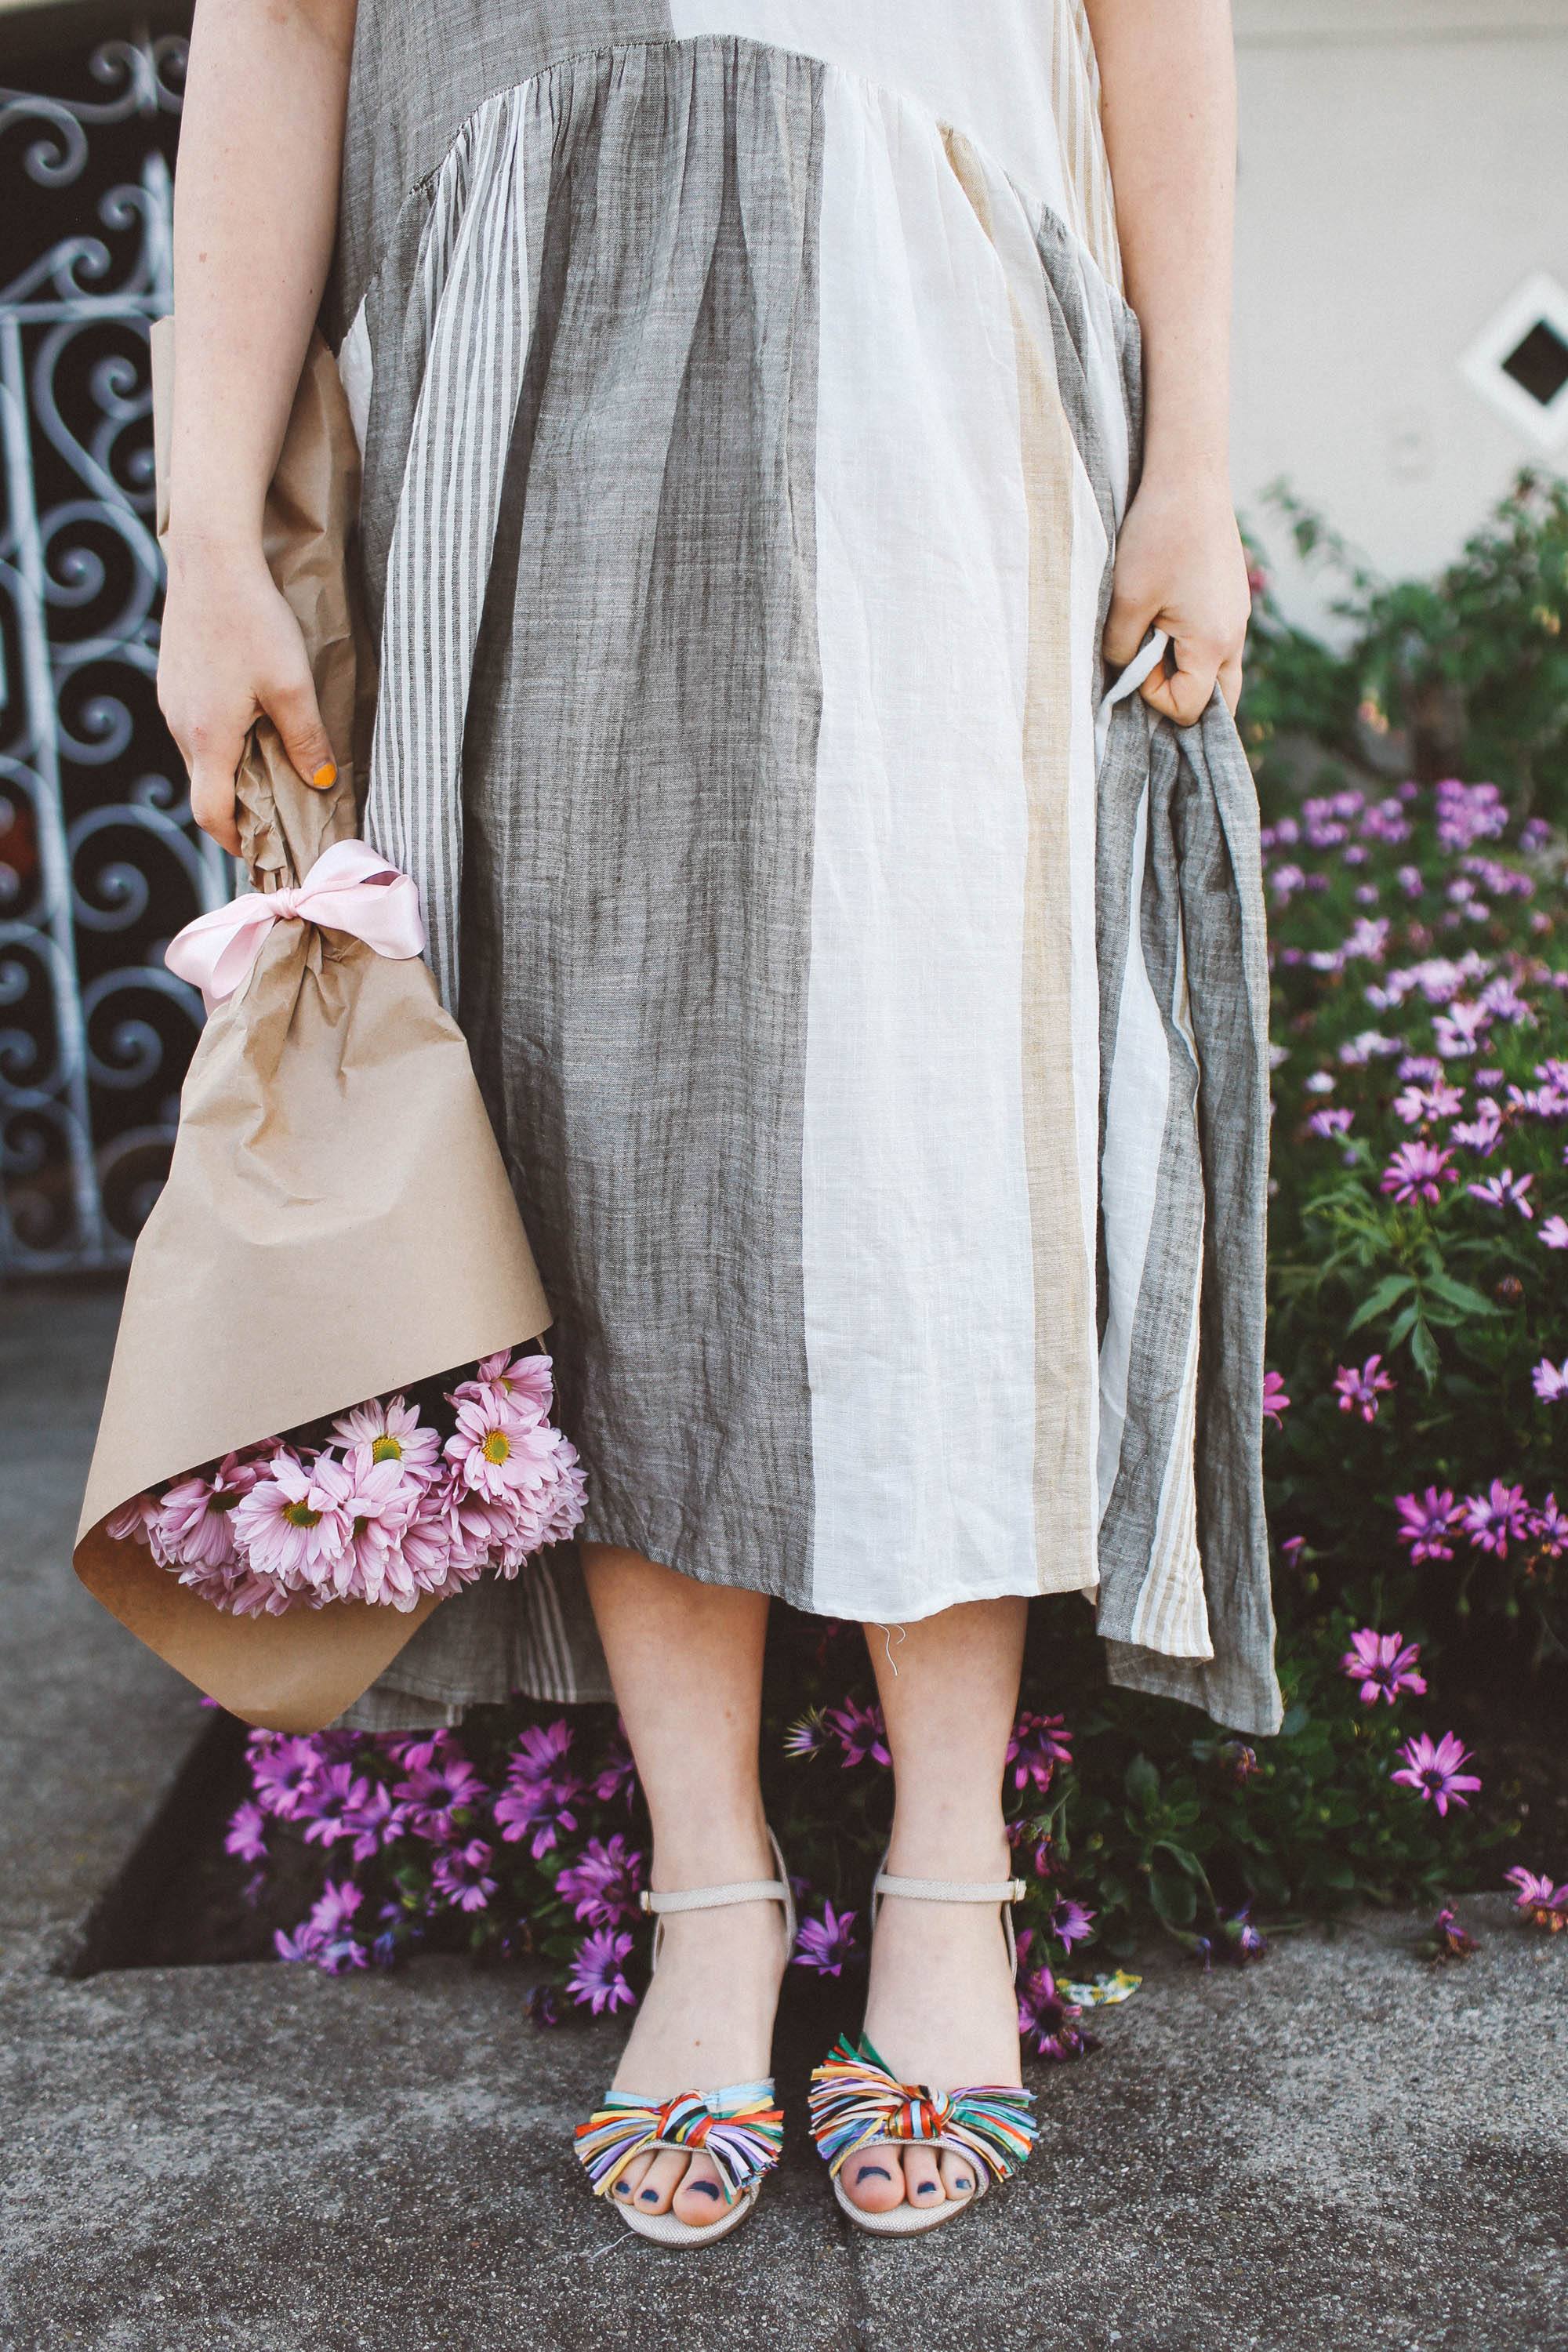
xmin=310 ymin=760 xmax=337 ymax=790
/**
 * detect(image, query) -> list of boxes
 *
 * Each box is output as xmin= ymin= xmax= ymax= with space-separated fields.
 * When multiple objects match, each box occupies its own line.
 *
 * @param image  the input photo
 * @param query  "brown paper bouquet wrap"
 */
xmin=73 ymin=322 xmax=559 ymax=1733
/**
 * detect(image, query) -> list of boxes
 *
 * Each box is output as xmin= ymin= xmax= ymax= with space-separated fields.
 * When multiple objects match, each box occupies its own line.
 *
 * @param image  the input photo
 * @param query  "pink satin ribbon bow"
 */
xmin=165 ymin=837 xmax=427 ymax=1008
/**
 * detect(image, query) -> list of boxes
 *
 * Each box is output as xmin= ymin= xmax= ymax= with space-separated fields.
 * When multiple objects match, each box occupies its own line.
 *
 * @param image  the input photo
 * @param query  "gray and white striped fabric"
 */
xmin=332 ymin=1 xmax=1281 ymax=1740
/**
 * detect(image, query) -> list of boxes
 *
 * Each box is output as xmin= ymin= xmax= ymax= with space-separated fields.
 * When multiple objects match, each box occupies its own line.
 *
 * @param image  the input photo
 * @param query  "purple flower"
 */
xmin=494 ymin=1722 xmax=583 ymax=1857
xmin=1467 ymin=1167 xmax=1534 ymax=1218
xmin=783 ymin=1710 xmax=829 ymax=1759
xmin=1459 ymin=1481 xmax=1531 ymax=1557
xmin=1532 ymin=1358 xmax=1568 ymax=1403
xmin=565 ymin=1927 xmax=637 ymax=2016
xmin=527 ymin=1982 xmax=562 ymax=2027
xmin=1541 ymin=1216 xmax=1568 ymax=1251
xmin=592 ymin=1729 xmax=637 ymax=1809
xmin=431 ymin=1838 xmax=497 ymax=1913
xmin=394 ymin=1751 xmax=487 ymax=1842
xmin=1307 ymin=1107 xmax=1355 ymax=1139
xmin=793 ymin=1902 xmax=859 ymax=1976
xmin=1381 ymin=1142 xmax=1457 ymax=1203
xmin=1017 ymin=1959 xmax=1098 ymax=2063
xmin=251 ymin=1733 xmax=325 ymax=1820
xmin=1504 ymin=1868 xmax=1568 ymax=1931
xmin=1530 ymin=1495 xmax=1568 ymax=1555
xmin=1340 ymin=1628 xmax=1426 ymax=1706
xmin=224 ymin=1800 xmax=268 ymax=1864
xmin=1047 ymin=1896 xmax=1095 ymax=1951
xmin=1261 ymin=1370 xmax=1290 ymax=1427
xmin=1334 ymin=1355 xmax=1396 ymax=1424
xmin=1007 ymin=1711 xmax=1073 ymax=1795
xmin=1390 ymin=1732 xmax=1482 ymax=1817
xmin=277 ymin=1878 xmax=368 ymax=1973
xmin=1394 ymin=1487 xmax=1460 ymax=1563
xmin=824 ymin=1700 xmax=891 ymax=1768
xmin=1218 ymin=1739 xmax=1261 ymax=1784
xmin=1219 ymin=1906 xmax=1268 ymax=1963
xmin=555 ymin=1834 xmax=644 ymax=1928
xmin=1425 ymin=1907 xmax=1479 ymax=1961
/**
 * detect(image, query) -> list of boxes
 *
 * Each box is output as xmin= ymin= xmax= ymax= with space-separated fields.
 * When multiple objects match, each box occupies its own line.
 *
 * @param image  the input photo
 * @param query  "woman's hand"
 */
xmin=1104 ymin=467 xmax=1250 ymax=723
xmin=158 ymin=539 xmax=336 ymax=855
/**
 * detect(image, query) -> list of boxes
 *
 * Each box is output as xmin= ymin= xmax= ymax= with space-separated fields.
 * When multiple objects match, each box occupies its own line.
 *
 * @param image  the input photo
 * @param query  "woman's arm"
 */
xmin=158 ymin=0 xmax=357 ymax=851
xmin=1083 ymin=0 xmax=1250 ymax=719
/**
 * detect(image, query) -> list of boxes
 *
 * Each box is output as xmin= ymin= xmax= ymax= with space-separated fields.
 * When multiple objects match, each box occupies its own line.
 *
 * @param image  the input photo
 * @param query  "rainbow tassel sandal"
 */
xmin=808 ymin=1867 xmax=1039 ymax=2237
xmin=574 ymin=1832 xmax=794 ymax=2248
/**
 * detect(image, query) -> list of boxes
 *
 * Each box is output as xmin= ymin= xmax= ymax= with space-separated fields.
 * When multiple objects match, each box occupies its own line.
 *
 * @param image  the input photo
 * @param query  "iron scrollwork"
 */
xmin=0 ymin=24 xmax=222 ymax=1271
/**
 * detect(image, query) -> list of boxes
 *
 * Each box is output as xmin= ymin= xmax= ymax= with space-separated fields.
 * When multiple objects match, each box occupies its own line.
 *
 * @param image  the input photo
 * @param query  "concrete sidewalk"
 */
xmin=2 ymin=1283 xmax=1564 ymax=2352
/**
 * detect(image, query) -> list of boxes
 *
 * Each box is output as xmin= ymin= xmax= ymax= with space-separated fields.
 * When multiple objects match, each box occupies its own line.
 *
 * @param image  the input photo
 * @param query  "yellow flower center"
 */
xmin=283 ymin=1501 xmax=321 ymax=1529
xmin=371 ymin=1434 xmax=403 ymax=1463
xmin=482 ymin=1428 xmax=511 ymax=1466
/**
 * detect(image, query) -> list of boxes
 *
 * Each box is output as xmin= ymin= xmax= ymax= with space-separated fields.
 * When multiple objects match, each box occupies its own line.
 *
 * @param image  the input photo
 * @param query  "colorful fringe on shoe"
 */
xmin=574 ymin=2089 xmax=785 ymax=2201
xmin=808 ymin=2035 xmax=1037 ymax=2183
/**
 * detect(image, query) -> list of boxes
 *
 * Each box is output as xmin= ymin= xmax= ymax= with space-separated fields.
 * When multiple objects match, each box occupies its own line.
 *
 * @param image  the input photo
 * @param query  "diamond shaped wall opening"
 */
xmin=1461 ymin=272 xmax=1568 ymax=451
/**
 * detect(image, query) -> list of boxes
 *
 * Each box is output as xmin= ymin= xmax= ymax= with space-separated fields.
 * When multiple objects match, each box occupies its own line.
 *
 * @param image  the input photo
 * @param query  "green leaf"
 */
xmin=1424 ymin=1272 xmax=1500 ymax=1318
xmin=1410 ymin=1317 xmax=1440 ymax=1385
xmin=1345 ymin=1274 xmax=1414 ymax=1332
xmin=1124 ymin=1754 xmax=1160 ymax=1812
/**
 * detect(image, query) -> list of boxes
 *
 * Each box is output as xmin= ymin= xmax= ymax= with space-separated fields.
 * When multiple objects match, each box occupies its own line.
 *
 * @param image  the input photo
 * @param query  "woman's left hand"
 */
xmin=1104 ymin=467 xmax=1251 ymax=722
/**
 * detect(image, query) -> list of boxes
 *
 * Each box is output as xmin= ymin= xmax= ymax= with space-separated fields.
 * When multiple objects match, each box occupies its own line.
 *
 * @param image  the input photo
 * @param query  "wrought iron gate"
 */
xmin=0 ymin=22 xmax=223 ymax=1276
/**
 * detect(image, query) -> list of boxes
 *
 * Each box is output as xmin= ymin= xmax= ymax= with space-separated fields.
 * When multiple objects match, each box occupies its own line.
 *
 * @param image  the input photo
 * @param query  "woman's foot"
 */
xmin=839 ymin=1842 xmax=1022 ymax=2219
xmin=608 ymin=1838 xmax=789 ymax=2228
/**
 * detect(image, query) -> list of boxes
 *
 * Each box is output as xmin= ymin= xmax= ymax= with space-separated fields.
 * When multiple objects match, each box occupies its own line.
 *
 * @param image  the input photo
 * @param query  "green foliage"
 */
xmin=1242 ymin=471 xmax=1568 ymax=829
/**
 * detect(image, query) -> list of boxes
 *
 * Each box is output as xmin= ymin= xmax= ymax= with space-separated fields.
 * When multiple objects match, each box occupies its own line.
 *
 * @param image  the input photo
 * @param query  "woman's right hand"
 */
xmin=158 ymin=537 xmax=337 ymax=856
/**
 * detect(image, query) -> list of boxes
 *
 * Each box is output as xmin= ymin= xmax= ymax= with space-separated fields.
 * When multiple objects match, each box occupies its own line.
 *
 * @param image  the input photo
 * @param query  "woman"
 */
xmin=161 ymin=0 xmax=1276 ymax=2243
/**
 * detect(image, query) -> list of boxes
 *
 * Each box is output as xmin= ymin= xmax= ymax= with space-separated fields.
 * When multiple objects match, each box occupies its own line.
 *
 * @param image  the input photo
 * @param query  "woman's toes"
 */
xmin=670 ymin=2150 xmax=733 ymax=2227
xmin=632 ymin=2148 xmax=689 ymax=2214
xmin=841 ymin=2147 xmax=907 ymax=2214
xmin=938 ymin=2148 xmax=978 ymax=2204
xmin=901 ymin=2146 xmax=945 ymax=2206
xmin=613 ymin=2151 xmax=656 ymax=2206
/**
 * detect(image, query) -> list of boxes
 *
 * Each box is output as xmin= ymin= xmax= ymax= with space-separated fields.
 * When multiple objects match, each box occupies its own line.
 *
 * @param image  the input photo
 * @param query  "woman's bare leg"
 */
xmin=843 ymin=1598 xmax=1029 ymax=2216
xmin=580 ymin=1544 xmax=786 ymax=2227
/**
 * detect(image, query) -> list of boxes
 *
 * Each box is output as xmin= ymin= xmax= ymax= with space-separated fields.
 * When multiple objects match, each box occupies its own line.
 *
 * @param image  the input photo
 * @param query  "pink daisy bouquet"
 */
xmin=105 ymin=1348 xmax=585 ymax=1617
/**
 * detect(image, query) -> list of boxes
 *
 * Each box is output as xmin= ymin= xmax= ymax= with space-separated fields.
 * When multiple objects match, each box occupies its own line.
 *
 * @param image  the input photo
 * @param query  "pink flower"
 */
xmin=463 ymin=1348 xmax=557 ymax=1424
xmin=1340 ymin=1628 xmax=1425 ymax=1706
xmin=431 ymin=1838 xmax=497 ymax=1913
xmin=104 ymin=1493 xmax=161 ymax=1549
xmin=824 ymin=1700 xmax=891 ymax=1768
xmin=231 ymin=1449 xmax=353 ymax=1592
xmin=1007 ymin=1711 xmax=1073 ymax=1795
xmin=1390 ymin=1732 xmax=1481 ymax=1817
xmin=445 ymin=1391 xmax=560 ymax=1504
xmin=1307 ymin=1107 xmax=1354 ymax=1139
xmin=1395 ymin=1487 xmax=1460 ymax=1563
xmin=1460 ymin=1481 xmax=1531 ymax=1556
xmin=1381 ymin=1143 xmax=1456 ymax=1203
xmin=328 ymin=1393 xmax=442 ymax=1482
xmin=251 ymin=1733 xmax=325 ymax=1820
xmin=396 ymin=1750 xmax=488 ymax=1842
xmin=1392 ymin=1080 xmax=1464 ymax=1127
xmin=1532 ymin=1359 xmax=1568 ymax=1403
xmin=224 ymin=1800 xmax=268 ymax=1864
xmin=1530 ymin=1495 xmax=1568 ymax=1555
xmin=1334 ymin=1355 xmax=1396 ymax=1424
xmin=565 ymin=1927 xmax=636 ymax=2015
xmin=1262 ymin=1370 xmax=1290 ymax=1427
xmin=556 ymin=1834 xmax=644 ymax=1928
xmin=1540 ymin=1216 xmax=1568 ymax=1250
xmin=1504 ymin=1867 xmax=1568 ymax=1930
xmin=1467 ymin=1168 xmax=1534 ymax=1218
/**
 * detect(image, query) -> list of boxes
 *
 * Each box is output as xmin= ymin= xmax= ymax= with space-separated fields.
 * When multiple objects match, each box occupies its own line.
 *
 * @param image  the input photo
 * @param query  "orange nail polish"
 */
xmin=311 ymin=760 xmax=337 ymax=790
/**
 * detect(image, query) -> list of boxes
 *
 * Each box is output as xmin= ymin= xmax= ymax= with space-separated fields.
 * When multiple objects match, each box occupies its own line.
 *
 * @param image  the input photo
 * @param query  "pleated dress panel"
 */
xmin=331 ymin=2 xmax=1282 ymax=1740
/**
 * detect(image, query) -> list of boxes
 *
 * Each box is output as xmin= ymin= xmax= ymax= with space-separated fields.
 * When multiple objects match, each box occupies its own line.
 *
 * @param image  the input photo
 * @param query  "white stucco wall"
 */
xmin=1232 ymin=0 xmax=1568 ymax=630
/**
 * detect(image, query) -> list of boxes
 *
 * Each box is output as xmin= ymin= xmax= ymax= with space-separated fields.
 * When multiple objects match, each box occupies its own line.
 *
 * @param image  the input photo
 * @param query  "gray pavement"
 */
xmin=2 ymin=1281 xmax=1565 ymax=2352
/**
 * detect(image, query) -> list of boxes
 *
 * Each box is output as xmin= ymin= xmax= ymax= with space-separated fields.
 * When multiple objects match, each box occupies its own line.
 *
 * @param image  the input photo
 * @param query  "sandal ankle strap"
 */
xmin=644 ymin=1828 xmax=796 ymax=1969
xmin=871 ymin=1864 xmax=1026 ymax=1976
xmin=873 ymin=1871 xmax=1028 ymax=1907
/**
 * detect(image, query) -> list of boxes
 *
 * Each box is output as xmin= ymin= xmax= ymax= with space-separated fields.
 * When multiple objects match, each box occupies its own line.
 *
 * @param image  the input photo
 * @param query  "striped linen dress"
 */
xmin=331 ymin=0 xmax=1283 ymax=1738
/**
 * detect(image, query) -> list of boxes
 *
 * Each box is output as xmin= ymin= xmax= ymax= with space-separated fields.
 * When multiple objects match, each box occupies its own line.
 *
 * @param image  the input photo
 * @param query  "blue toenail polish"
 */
xmin=953 ymin=2176 xmax=971 ymax=2191
xmin=916 ymin=2182 xmax=936 ymax=2194
xmin=688 ymin=2180 xmax=720 ymax=2201
xmin=857 ymin=2164 xmax=892 ymax=2183
xmin=640 ymin=2188 xmax=659 ymax=2202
